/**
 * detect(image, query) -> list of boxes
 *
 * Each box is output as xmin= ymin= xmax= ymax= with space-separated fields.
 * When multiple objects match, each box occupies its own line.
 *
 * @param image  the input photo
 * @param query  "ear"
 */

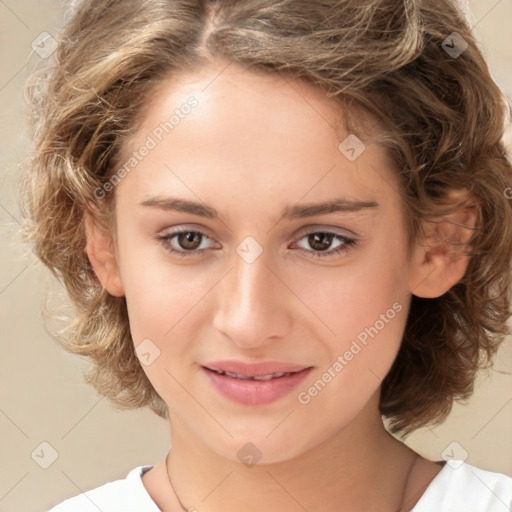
xmin=84 ymin=209 xmax=125 ymax=297
xmin=409 ymin=188 xmax=478 ymax=298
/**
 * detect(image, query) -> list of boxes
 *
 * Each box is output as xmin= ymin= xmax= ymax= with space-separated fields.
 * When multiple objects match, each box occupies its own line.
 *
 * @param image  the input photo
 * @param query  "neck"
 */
xmin=164 ymin=391 xmax=417 ymax=512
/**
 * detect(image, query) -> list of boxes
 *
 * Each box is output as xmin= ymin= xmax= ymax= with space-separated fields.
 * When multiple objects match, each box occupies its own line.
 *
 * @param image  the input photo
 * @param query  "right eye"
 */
xmin=155 ymin=229 xmax=217 ymax=258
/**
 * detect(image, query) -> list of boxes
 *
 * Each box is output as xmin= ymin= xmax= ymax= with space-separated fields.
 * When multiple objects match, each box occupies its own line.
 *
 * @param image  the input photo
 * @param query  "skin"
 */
xmin=85 ymin=59 xmax=476 ymax=511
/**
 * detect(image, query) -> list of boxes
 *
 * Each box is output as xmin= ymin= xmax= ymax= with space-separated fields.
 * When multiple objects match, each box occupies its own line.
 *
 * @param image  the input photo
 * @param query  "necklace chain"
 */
xmin=165 ymin=452 xmax=188 ymax=512
xmin=164 ymin=451 xmax=418 ymax=512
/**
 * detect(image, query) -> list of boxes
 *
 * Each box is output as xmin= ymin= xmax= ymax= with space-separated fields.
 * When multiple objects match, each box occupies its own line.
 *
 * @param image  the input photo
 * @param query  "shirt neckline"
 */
xmin=410 ymin=460 xmax=460 ymax=510
xmin=129 ymin=465 xmax=162 ymax=511
xmin=132 ymin=460 xmax=457 ymax=511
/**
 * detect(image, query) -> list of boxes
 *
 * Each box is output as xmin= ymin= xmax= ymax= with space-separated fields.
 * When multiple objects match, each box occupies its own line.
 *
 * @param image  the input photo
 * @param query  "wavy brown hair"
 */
xmin=19 ymin=0 xmax=512 ymax=437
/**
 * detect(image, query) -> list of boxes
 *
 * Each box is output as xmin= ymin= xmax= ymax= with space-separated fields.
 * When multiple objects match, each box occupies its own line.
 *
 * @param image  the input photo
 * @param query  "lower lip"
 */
xmin=201 ymin=366 xmax=313 ymax=406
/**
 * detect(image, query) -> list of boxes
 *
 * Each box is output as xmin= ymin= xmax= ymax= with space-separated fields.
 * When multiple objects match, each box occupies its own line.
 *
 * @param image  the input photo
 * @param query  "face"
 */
xmin=99 ymin=60 xmax=420 ymax=463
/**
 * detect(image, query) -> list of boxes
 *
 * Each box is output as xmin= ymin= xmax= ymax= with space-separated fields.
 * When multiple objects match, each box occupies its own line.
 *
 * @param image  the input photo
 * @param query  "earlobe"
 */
xmin=84 ymin=210 xmax=125 ymax=298
xmin=409 ymin=189 xmax=479 ymax=299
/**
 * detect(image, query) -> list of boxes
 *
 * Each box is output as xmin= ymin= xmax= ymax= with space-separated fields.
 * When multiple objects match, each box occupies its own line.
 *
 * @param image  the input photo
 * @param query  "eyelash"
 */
xmin=155 ymin=228 xmax=358 ymax=260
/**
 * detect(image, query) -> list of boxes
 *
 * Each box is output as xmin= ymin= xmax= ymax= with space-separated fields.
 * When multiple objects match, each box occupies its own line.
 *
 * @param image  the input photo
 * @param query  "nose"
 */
xmin=212 ymin=244 xmax=293 ymax=350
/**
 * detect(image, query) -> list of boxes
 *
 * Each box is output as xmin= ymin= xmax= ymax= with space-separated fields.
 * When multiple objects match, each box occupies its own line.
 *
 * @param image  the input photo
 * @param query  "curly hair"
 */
xmin=19 ymin=0 xmax=512 ymax=437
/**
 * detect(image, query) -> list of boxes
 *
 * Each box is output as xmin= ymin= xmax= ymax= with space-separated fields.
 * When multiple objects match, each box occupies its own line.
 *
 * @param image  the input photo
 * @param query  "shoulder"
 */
xmin=413 ymin=460 xmax=512 ymax=512
xmin=45 ymin=465 xmax=159 ymax=512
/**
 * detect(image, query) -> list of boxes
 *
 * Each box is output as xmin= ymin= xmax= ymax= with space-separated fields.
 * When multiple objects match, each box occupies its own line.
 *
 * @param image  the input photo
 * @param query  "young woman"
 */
xmin=21 ymin=0 xmax=512 ymax=510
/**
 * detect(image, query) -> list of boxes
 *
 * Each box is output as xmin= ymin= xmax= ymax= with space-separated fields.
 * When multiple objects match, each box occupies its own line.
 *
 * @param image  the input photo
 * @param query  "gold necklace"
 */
xmin=164 ymin=451 xmax=419 ymax=512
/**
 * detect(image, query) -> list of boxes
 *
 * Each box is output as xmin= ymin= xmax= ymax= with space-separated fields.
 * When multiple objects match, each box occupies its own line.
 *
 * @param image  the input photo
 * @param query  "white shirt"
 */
xmin=46 ymin=460 xmax=512 ymax=511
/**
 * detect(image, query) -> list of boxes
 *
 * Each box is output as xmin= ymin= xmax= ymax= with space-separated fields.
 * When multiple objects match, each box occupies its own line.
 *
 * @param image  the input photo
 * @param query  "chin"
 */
xmin=204 ymin=428 xmax=314 ymax=467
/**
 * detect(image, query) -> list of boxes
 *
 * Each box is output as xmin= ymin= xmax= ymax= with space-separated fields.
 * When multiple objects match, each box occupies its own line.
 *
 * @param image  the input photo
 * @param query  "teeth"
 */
xmin=253 ymin=372 xmax=287 ymax=380
xmin=224 ymin=371 xmax=252 ymax=380
xmin=209 ymin=368 xmax=293 ymax=380
xmin=222 ymin=370 xmax=290 ymax=380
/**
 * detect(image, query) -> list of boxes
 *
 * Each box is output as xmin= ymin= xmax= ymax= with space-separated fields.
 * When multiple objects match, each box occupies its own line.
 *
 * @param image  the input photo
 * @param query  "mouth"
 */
xmin=200 ymin=363 xmax=313 ymax=406
xmin=202 ymin=366 xmax=305 ymax=381
xmin=202 ymin=360 xmax=311 ymax=377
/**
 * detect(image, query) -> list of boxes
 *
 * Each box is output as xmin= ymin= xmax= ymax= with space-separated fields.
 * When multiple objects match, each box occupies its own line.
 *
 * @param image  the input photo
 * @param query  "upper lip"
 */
xmin=202 ymin=360 xmax=311 ymax=377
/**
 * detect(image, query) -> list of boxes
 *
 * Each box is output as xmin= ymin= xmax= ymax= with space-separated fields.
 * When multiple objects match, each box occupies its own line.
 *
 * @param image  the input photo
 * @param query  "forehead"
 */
xmin=114 ymin=61 xmax=400 ymax=218
xmin=135 ymin=62 xmax=349 ymax=154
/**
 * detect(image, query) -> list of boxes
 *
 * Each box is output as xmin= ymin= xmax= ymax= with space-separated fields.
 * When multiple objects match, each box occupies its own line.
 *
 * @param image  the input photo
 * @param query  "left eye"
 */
xmin=156 ymin=229 xmax=357 ymax=259
xmin=292 ymin=231 xmax=357 ymax=259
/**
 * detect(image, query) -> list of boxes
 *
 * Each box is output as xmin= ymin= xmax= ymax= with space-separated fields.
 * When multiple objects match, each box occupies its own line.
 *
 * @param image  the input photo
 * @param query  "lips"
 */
xmin=201 ymin=360 xmax=313 ymax=406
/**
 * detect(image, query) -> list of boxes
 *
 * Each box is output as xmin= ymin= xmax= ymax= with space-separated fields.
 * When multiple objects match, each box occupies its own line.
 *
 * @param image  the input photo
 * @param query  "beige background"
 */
xmin=1 ymin=1 xmax=511 ymax=511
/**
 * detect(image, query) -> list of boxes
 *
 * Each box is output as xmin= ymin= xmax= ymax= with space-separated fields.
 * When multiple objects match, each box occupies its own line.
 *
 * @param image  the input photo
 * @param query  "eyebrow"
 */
xmin=139 ymin=196 xmax=379 ymax=221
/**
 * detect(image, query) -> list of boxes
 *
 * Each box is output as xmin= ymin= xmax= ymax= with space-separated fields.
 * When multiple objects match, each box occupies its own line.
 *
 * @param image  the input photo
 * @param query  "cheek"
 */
xmin=116 ymin=229 xmax=204 ymax=339
xmin=293 ymin=239 xmax=410 ymax=392
xmin=118 ymin=258 xmax=206 ymax=404
xmin=121 ymin=267 xmax=201 ymax=345
xmin=293 ymin=273 xmax=408 ymax=433
xmin=292 ymin=240 xmax=408 ymax=341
